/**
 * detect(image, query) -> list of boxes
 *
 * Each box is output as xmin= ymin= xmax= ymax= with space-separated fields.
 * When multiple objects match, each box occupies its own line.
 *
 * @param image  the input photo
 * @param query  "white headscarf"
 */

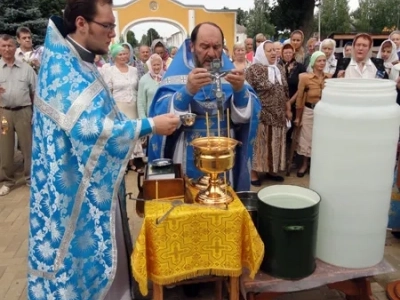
xmin=377 ymin=39 xmax=399 ymax=69
xmin=253 ymin=40 xmax=282 ymax=85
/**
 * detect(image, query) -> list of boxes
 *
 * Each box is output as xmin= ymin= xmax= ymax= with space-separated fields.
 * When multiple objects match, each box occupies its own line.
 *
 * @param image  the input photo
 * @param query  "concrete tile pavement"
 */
xmin=0 ymin=162 xmax=399 ymax=299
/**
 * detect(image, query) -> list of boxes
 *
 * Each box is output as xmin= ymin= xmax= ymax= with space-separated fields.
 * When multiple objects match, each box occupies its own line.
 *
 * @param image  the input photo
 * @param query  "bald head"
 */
xmin=190 ymin=22 xmax=224 ymax=68
xmin=138 ymin=45 xmax=150 ymax=62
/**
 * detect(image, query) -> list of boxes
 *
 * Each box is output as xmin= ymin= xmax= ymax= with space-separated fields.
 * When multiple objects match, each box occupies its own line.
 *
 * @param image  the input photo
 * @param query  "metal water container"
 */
xmin=310 ymin=79 xmax=400 ymax=268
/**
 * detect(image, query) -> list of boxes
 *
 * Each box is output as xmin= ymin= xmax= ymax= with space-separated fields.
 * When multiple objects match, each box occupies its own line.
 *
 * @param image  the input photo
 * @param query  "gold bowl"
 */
xmin=191 ymin=137 xmax=240 ymax=205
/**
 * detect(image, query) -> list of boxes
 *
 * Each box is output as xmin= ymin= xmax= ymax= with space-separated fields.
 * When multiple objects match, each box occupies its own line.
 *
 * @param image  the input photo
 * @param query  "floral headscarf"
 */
xmin=146 ymin=54 xmax=164 ymax=82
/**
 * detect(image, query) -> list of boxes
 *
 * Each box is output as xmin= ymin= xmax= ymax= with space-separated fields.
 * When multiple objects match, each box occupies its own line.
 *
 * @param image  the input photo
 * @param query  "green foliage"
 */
xmin=246 ymin=0 xmax=275 ymax=38
xmin=0 ymin=0 xmax=65 ymax=45
xmin=126 ymin=31 xmax=138 ymax=48
xmin=269 ymin=0 xmax=316 ymax=39
xmin=0 ymin=5 xmax=47 ymax=44
xmin=146 ymin=28 xmax=161 ymax=46
xmin=351 ymin=0 xmax=399 ymax=33
xmin=319 ymin=0 xmax=352 ymax=38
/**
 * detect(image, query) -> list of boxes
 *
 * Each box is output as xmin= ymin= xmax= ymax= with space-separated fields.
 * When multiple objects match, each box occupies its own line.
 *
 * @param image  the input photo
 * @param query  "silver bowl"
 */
xmin=180 ymin=113 xmax=196 ymax=127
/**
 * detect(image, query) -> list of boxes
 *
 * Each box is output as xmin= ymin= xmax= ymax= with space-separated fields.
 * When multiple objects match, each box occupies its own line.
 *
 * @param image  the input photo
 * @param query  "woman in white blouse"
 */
xmin=101 ymin=43 xmax=143 ymax=171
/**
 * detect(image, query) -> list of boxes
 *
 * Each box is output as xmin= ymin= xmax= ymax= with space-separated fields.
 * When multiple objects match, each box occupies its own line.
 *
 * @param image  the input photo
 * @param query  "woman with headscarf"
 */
xmin=290 ymin=30 xmax=306 ymax=64
xmin=101 ymin=43 xmax=143 ymax=172
xmin=122 ymin=42 xmax=136 ymax=66
xmin=319 ymin=38 xmax=337 ymax=75
xmin=151 ymin=39 xmax=172 ymax=70
xmin=295 ymin=51 xmax=329 ymax=177
xmin=137 ymin=54 xmax=164 ymax=119
xmin=389 ymin=30 xmax=400 ymax=60
xmin=246 ymin=40 xmax=291 ymax=185
xmin=377 ymin=39 xmax=400 ymax=80
xmin=343 ymin=42 xmax=353 ymax=58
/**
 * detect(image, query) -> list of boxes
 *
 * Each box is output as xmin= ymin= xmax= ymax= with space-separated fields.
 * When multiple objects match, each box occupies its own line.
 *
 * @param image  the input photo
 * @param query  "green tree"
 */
xmin=146 ymin=28 xmax=161 ymax=46
xmin=126 ymin=31 xmax=138 ymax=48
xmin=0 ymin=0 xmax=48 ymax=45
xmin=140 ymin=34 xmax=148 ymax=46
xmin=320 ymin=0 xmax=351 ymax=38
xmin=36 ymin=0 xmax=65 ymax=18
xmin=269 ymin=0 xmax=316 ymax=40
xmin=246 ymin=0 xmax=275 ymax=38
xmin=236 ymin=8 xmax=250 ymax=27
xmin=351 ymin=0 xmax=375 ymax=32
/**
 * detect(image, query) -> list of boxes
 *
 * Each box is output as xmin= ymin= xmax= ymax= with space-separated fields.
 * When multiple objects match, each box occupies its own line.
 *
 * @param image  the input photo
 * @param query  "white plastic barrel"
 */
xmin=310 ymin=79 xmax=400 ymax=268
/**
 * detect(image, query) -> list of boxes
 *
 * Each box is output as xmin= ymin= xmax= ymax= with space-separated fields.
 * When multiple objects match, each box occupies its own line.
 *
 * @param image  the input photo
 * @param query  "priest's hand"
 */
xmin=225 ymin=69 xmax=245 ymax=92
xmin=153 ymin=113 xmax=180 ymax=136
xmin=186 ymin=68 xmax=212 ymax=95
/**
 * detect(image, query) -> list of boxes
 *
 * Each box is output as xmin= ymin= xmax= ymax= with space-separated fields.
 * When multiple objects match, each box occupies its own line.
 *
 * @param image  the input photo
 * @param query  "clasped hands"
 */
xmin=186 ymin=68 xmax=245 ymax=95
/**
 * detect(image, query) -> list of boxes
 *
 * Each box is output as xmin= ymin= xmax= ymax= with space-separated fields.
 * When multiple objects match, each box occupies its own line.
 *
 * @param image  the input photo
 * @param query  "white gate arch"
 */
xmin=120 ymin=17 xmax=188 ymax=42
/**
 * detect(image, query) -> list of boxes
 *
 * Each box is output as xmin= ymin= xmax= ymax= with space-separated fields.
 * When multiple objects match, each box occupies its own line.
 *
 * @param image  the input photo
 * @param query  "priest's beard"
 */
xmin=193 ymin=52 xmax=217 ymax=70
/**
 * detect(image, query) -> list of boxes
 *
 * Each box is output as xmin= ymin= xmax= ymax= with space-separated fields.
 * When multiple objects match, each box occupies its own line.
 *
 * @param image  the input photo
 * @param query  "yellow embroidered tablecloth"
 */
xmin=131 ymin=185 xmax=265 ymax=296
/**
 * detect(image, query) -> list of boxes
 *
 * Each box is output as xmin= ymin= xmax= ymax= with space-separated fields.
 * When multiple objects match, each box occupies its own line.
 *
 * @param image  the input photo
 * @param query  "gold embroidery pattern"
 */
xmin=131 ymin=185 xmax=264 ymax=295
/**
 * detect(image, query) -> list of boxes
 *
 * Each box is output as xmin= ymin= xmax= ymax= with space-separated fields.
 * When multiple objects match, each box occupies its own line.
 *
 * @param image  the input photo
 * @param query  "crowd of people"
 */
xmin=0 ymin=0 xmax=399 ymax=298
xmin=1 ymin=21 xmax=400 ymax=195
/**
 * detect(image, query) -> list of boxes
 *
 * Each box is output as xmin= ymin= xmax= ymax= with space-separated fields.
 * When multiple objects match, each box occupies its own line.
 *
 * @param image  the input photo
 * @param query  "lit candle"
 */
xmin=206 ymin=112 xmax=210 ymax=137
xmin=224 ymin=172 xmax=227 ymax=195
xmin=227 ymin=108 xmax=230 ymax=139
xmin=217 ymin=110 xmax=221 ymax=137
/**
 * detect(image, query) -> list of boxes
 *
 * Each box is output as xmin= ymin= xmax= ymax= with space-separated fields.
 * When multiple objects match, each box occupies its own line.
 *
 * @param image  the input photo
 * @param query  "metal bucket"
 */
xmin=236 ymin=191 xmax=258 ymax=229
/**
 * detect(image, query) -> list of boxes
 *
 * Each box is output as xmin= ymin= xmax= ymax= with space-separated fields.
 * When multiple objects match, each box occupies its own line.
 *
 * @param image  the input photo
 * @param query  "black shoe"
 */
xmin=265 ymin=173 xmax=284 ymax=182
xmin=296 ymin=168 xmax=309 ymax=178
xmin=251 ymin=179 xmax=261 ymax=186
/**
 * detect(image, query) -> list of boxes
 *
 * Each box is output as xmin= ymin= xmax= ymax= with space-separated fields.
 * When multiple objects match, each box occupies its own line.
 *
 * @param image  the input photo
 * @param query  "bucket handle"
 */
xmin=283 ymin=225 xmax=304 ymax=231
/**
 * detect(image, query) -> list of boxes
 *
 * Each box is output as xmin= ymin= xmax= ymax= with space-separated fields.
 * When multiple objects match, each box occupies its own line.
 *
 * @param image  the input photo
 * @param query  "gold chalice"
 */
xmin=180 ymin=113 xmax=196 ymax=127
xmin=191 ymin=136 xmax=239 ymax=205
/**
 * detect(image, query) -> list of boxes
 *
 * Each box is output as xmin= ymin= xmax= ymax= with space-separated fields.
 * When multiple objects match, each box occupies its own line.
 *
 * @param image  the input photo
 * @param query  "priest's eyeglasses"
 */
xmin=89 ymin=20 xmax=116 ymax=31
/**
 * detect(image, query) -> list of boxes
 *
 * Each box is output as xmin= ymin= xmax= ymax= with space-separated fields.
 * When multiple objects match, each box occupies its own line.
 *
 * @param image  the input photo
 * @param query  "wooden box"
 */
xmin=136 ymin=164 xmax=185 ymax=217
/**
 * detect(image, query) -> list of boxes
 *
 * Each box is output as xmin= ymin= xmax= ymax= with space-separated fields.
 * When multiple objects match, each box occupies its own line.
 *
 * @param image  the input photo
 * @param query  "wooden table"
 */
xmin=240 ymin=259 xmax=394 ymax=300
xmin=132 ymin=185 xmax=264 ymax=300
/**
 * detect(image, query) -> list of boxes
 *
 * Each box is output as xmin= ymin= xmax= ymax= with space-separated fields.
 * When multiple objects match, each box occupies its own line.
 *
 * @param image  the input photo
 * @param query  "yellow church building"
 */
xmin=113 ymin=0 xmax=237 ymax=50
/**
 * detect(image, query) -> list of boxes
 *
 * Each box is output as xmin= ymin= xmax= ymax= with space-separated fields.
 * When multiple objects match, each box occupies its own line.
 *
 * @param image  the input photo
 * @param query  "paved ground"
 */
xmin=0 ymin=154 xmax=399 ymax=299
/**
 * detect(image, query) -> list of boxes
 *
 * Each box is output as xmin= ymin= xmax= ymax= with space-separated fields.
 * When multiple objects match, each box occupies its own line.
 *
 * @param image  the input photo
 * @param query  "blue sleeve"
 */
xmin=232 ymin=87 xmax=249 ymax=108
xmin=138 ymin=118 xmax=154 ymax=137
xmin=173 ymin=86 xmax=193 ymax=112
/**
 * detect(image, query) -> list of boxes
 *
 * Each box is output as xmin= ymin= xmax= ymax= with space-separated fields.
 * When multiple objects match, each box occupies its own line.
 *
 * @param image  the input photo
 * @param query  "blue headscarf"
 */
xmin=122 ymin=42 xmax=135 ymax=66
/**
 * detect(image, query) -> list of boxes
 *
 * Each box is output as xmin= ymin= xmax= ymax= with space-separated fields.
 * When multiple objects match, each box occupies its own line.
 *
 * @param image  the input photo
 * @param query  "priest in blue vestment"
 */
xmin=148 ymin=22 xmax=261 ymax=192
xmin=27 ymin=1 xmax=179 ymax=299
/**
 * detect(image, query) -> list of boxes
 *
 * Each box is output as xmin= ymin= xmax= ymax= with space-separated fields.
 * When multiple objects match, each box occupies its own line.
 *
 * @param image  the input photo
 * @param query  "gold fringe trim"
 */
xmin=249 ymin=248 xmax=265 ymax=279
xmin=150 ymin=268 xmax=242 ymax=286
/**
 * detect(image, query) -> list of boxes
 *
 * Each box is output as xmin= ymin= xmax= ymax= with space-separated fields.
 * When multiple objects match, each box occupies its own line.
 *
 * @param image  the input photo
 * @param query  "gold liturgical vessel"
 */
xmin=191 ymin=109 xmax=240 ymax=205
xmin=1 ymin=116 xmax=8 ymax=135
